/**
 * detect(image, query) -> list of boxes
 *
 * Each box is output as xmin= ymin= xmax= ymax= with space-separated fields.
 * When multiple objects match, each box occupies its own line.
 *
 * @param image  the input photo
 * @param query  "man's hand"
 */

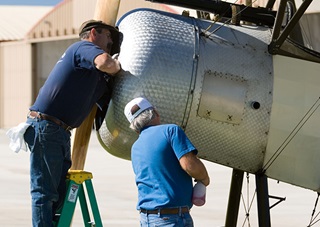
xmin=94 ymin=53 xmax=121 ymax=75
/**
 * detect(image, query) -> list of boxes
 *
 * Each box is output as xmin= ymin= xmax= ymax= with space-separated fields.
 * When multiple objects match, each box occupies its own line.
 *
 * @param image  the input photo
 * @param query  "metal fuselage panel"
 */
xmin=98 ymin=9 xmax=274 ymax=173
xmin=265 ymin=55 xmax=320 ymax=192
xmin=186 ymin=20 xmax=273 ymax=173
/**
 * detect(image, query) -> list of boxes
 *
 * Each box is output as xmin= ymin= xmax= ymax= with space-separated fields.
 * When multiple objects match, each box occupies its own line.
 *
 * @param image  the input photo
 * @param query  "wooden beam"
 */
xmin=94 ymin=0 xmax=121 ymax=25
xmin=70 ymin=105 xmax=97 ymax=170
xmin=70 ymin=0 xmax=121 ymax=170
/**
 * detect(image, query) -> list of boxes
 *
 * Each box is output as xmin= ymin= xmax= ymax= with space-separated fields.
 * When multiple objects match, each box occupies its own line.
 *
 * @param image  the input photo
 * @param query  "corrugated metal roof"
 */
xmin=0 ymin=6 xmax=52 ymax=41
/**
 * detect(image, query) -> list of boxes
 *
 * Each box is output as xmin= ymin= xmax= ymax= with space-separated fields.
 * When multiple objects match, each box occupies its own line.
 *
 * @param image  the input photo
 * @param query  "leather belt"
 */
xmin=140 ymin=207 xmax=189 ymax=215
xmin=28 ymin=111 xmax=73 ymax=131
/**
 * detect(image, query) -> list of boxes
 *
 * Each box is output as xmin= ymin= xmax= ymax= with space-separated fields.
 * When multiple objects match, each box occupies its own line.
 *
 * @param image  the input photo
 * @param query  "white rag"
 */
xmin=6 ymin=122 xmax=31 ymax=153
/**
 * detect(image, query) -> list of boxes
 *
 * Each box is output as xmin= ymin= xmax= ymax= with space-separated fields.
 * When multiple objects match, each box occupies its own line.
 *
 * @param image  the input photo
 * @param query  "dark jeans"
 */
xmin=24 ymin=117 xmax=71 ymax=227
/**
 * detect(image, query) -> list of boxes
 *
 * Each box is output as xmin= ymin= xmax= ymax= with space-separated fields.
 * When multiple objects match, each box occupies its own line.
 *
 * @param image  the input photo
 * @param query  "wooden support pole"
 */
xmin=94 ymin=0 xmax=121 ymax=25
xmin=70 ymin=106 xmax=97 ymax=170
xmin=70 ymin=0 xmax=121 ymax=170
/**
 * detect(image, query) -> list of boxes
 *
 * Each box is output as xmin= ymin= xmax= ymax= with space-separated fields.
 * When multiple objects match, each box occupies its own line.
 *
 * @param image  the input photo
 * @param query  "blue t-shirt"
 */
xmin=131 ymin=124 xmax=197 ymax=210
xmin=30 ymin=40 xmax=112 ymax=128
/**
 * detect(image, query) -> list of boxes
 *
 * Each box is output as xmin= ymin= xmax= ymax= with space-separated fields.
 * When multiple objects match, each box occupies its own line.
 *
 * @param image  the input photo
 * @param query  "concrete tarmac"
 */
xmin=0 ymin=128 xmax=319 ymax=227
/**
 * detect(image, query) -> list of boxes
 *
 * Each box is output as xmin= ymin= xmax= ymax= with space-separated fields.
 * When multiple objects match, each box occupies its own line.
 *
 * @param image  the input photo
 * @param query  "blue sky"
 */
xmin=0 ymin=0 xmax=62 ymax=6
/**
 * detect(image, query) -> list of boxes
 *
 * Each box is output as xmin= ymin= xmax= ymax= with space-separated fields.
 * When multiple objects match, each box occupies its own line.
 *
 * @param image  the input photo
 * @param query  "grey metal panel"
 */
xmin=197 ymin=72 xmax=248 ymax=125
xmin=186 ymin=19 xmax=273 ymax=172
xmin=265 ymin=55 xmax=320 ymax=192
xmin=98 ymin=8 xmax=274 ymax=174
xmin=98 ymin=9 xmax=198 ymax=160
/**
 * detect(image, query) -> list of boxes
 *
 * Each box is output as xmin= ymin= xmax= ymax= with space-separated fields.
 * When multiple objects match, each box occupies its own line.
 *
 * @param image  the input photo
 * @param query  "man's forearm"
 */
xmin=189 ymin=159 xmax=210 ymax=186
xmin=180 ymin=153 xmax=210 ymax=186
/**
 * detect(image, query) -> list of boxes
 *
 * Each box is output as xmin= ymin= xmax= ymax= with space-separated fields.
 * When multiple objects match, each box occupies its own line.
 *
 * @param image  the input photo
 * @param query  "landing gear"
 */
xmin=225 ymin=169 xmax=272 ymax=227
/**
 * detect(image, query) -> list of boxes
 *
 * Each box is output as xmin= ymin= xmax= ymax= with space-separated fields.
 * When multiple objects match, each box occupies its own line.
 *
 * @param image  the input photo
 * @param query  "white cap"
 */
xmin=124 ymin=97 xmax=153 ymax=123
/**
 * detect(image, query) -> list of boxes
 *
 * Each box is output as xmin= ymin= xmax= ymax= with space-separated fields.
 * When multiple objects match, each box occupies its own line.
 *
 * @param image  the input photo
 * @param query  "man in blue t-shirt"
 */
xmin=23 ymin=20 xmax=122 ymax=226
xmin=124 ymin=97 xmax=210 ymax=227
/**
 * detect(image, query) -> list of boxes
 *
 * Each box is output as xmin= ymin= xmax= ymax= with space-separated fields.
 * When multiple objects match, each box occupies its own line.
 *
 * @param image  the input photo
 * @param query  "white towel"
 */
xmin=6 ymin=122 xmax=31 ymax=153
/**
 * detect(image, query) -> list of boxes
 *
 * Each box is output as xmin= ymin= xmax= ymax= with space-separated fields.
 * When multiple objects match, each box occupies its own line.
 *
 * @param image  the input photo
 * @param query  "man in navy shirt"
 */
xmin=124 ymin=97 xmax=210 ymax=227
xmin=24 ymin=20 xmax=121 ymax=226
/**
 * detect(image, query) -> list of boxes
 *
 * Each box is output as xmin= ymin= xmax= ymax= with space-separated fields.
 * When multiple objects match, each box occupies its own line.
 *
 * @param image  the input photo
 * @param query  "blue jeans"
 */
xmin=140 ymin=211 xmax=194 ymax=227
xmin=24 ymin=117 xmax=71 ymax=227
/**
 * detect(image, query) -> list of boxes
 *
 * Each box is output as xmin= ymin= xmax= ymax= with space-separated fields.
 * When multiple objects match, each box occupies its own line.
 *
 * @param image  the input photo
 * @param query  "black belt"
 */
xmin=140 ymin=207 xmax=189 ymax=215
xmin=28 ymin=111 xmax=73 ymax=131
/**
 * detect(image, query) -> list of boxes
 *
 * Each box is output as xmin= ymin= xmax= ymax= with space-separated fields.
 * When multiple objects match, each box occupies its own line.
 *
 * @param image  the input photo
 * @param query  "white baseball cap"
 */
xmin=124 ymin=97 xmax=154 ymax=123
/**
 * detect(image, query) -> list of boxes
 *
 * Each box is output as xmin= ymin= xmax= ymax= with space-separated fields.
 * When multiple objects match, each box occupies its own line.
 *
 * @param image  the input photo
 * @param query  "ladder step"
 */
xmin=55 ymin=170 xmax=103 ymax=227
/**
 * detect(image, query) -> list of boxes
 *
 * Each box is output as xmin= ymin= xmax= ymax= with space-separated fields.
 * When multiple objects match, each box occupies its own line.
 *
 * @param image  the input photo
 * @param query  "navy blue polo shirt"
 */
xmin=30 ymin=40 xmax=111 ymax=128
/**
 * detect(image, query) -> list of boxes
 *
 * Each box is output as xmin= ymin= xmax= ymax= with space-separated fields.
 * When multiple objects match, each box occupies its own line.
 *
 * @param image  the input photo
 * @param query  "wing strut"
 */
xmin=256 ymin=173 xmax=271 ymax=227
xmin=225 ymin=169 xmax=244 ymax=226
xmin=268 ymin=0 xmax=313 ymax=54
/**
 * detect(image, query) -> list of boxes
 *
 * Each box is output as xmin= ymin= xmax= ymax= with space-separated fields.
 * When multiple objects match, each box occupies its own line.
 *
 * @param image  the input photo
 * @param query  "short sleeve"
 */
xmin=75 ymin=41 xmax=105 ymax=70
xmin=167 ymin=124 xmax=197 ymax=160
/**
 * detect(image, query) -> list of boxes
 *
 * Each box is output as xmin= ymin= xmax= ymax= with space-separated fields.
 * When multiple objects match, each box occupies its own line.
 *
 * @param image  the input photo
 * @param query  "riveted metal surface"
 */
xmin=97 ymin=9 xmax=273 ymax=173
xmin=98 ymin=9 xmax=198 ymax=160
xmin=184 ymin=19 xmax=274 ymax=172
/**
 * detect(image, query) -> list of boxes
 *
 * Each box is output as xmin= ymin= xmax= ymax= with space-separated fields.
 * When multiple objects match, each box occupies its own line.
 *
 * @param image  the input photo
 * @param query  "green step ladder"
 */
xmin=55 ymin=170 xmax=103 ymax=227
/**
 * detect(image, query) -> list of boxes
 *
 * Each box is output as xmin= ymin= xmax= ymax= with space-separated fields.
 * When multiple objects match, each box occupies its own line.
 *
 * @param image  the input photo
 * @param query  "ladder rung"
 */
xmin=55 ymin=170 xmax=102 ymax=227
xmin=67 ymin=170 xmax=93 ymax=184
